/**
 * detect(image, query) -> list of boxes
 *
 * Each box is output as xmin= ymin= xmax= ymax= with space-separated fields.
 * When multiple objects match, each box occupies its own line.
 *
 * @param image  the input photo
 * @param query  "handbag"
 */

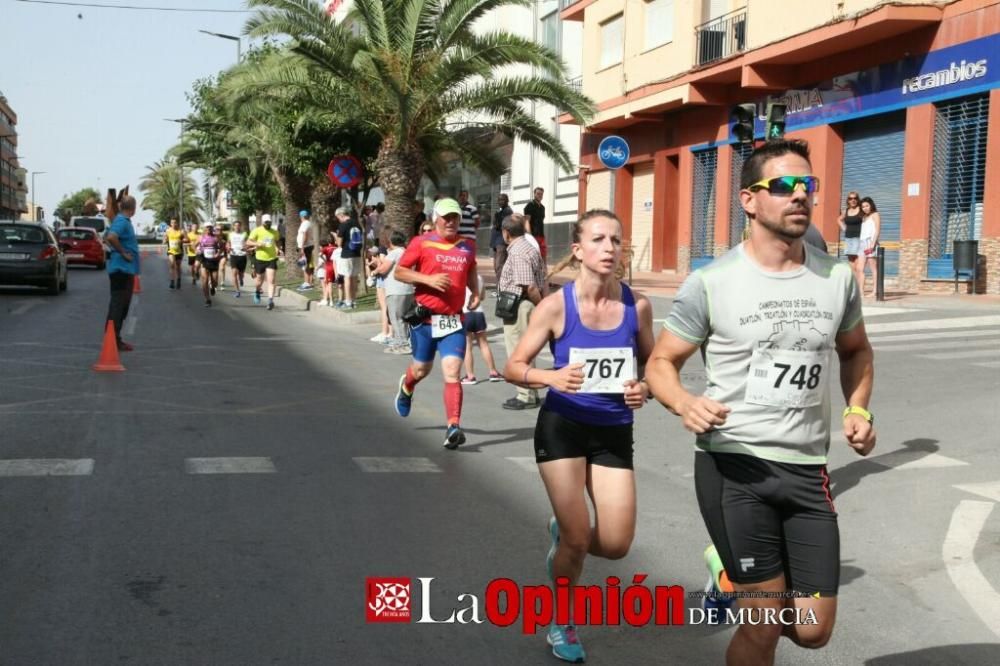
xmin=495 ymin=289 xmax=522 ymax=321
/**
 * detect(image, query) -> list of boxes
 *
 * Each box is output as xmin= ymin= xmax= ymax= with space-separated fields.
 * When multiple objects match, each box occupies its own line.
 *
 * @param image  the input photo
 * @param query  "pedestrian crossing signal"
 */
xmin=731 ymin=104 xmax=756 ymax=144
xmin=766 ymin=102 xmax=787 ymax=140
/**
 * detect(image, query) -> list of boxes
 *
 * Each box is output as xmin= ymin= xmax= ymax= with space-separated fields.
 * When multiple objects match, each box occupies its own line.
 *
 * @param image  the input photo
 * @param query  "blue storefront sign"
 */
xmin=598 ymin=136 xmax=630 ymax=169
xmin=729 ymin=33 xmax=999 ymax=141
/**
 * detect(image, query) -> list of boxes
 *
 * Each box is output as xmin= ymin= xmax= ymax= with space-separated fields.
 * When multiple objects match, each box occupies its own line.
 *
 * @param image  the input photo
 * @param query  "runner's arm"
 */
xmin=503 ymin=294 xmax=582 ymax=391
xmin=646 ymin=329 xmax=730 ymax=432
xmin=836 ymin=321 xmax=876 ymax=455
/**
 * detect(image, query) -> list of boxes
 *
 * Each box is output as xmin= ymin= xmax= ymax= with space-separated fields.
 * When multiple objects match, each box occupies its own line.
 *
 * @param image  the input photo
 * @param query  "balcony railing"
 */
xmin=695 ymin=8 xmax=747 ymax=67
xmin=567 ymin=76 xmax=583 ymax=93
xmin=560 ymin=0 xmax=581 ymax=9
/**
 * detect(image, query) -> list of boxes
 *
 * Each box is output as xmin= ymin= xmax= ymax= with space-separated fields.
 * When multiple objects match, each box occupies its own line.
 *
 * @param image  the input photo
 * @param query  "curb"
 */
xmin=276 ymin=286 xmax=381 ymax=325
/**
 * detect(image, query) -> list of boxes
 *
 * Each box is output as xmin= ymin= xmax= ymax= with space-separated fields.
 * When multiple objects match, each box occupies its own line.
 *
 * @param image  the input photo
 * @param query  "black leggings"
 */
xmin=106 ymin=271 xmax=135 ymax=344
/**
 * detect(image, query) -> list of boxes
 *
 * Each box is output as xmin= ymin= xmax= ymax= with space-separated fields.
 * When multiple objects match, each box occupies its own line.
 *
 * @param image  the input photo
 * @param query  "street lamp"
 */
xmin=164 ymin=118 xmax=188 ymax=226
xmin=31 ymin=171 xmax=46 ymax=221
xmin=199 ymin=30 xmax=242 ymax=62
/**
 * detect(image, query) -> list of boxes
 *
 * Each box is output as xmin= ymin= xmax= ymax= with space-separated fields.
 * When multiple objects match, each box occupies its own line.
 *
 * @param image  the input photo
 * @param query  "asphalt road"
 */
xmin=1 ymin=256 xmax=998 ymax=665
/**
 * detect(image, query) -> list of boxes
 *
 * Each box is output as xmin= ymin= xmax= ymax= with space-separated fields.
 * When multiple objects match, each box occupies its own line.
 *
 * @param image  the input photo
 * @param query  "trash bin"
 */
xmin=953 ymin=239 xmax=979 ymax=293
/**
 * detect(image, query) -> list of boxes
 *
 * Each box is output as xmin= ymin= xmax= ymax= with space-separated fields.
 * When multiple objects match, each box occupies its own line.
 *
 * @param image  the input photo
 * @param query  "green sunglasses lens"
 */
xmin=770 ymin=176 xmax=817 ymax=194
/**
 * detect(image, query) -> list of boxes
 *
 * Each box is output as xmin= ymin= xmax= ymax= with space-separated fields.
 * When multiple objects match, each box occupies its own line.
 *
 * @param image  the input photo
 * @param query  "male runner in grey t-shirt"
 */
xmin=648 ymin=139 xmax=876 ymax=665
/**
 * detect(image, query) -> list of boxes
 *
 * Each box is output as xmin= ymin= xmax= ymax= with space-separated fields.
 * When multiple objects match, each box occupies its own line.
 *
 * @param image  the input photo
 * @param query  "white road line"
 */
xmin=974 ymin=360 xmax=1000 ymax=369
xmin=185 ymin=457 xmax=276 ymax=474
xmin=352 ymin=457 xmax=442 ymax=473
xmin=868 ymin=450 xmax=969 ymax=470
xmin=955 ymin=481 xmax=1000 ymax=504
xmin=10 ymin=300 xmax=44 ymax=316
xmin=873 ymin=339 xmax=999 ymax=353
xmin=506 ymin=456 xmax=539 ymax=473
xmin=861 ymin=306 xmax=924 ymax=317
xmin=866 ymin=315 xmax=1000 ymax=334
xmin=868 ymin=329 xmax=1000 ymax=343
xmin=943 ymin=500 xmax=1000 ymax=639
xmin=922 ymin=349 xmax=1000 ymax=361
xmin=0 ymin=459 xmax=94 ymax=476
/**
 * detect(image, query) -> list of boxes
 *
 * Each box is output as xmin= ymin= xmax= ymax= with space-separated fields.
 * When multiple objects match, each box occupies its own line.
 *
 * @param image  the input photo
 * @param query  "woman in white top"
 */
xmin=859 ymin=197 xmax=881 ymax=298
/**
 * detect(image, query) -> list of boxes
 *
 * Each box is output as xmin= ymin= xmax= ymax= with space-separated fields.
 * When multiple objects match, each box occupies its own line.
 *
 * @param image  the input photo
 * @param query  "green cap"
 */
xmin=433 ymin=198 xmax=462 ymax=218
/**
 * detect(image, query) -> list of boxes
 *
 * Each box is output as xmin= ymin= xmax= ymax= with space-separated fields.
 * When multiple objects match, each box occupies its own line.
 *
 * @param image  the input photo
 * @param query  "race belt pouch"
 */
xmin=403 ymin=303 xmax=432 ymax=325
xmin=495 ymin=290 xmax=522 ymax=321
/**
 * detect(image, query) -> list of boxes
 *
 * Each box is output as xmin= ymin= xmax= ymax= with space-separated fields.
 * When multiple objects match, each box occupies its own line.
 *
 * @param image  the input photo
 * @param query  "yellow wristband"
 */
xmin=843 ymin=406 xmax=873 ymax=424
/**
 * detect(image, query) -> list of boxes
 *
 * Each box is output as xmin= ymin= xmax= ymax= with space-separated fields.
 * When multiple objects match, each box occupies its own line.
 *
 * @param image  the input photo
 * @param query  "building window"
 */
xmin=644 ymin=0 xmax=674 ymax=50
xmin=542 ymin=11 xmax=559 ymax=55
xmin=600 ymin=14 xmax=624 ymax=69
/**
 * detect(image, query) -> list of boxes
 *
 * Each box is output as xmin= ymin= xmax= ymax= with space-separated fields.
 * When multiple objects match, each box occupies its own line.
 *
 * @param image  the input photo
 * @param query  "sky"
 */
xmin=3 ymin=0 xmax=260 ymax=230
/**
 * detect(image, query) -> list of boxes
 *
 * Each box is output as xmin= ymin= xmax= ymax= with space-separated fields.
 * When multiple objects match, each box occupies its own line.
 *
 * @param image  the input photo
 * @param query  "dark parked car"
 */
xmin=0 ymin=222 xmax=68 ymax=294
xmin=57 ymin=227 xmax=106 ymax=269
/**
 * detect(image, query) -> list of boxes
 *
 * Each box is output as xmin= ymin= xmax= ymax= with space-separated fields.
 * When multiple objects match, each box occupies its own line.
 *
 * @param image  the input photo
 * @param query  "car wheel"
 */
xmin=60 ymin=270 xmax=68 ymax=291
xmin=46 ymin=274 xmax=60 ymax=296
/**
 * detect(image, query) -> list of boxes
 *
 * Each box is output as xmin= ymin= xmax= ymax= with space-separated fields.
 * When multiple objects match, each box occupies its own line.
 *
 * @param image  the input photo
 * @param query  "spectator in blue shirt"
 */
xmin=104 ymin=195 xmax=141 ymax=351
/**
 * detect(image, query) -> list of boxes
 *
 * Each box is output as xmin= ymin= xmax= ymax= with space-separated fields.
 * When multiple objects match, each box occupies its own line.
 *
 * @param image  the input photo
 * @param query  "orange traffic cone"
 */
xmin=92 ymin=321 xmax=125 ymax=372
xmin=132 ymin=275 xmax=142 ymax=293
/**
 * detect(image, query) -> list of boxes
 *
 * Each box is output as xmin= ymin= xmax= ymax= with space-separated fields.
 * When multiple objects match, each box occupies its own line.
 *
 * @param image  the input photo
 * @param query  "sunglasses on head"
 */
xmin=749 ymin=175 xmax=820 ymax=195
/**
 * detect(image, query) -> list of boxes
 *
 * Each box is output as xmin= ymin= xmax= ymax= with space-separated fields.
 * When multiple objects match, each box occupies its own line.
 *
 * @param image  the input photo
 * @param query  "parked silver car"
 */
xmin=0 ymin=221 xmax=68 ymax=294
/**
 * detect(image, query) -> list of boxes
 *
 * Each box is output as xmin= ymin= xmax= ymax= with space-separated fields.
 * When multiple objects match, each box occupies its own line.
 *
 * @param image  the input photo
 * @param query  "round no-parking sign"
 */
xmin=328 ymin=155 xmax=364 ymax=188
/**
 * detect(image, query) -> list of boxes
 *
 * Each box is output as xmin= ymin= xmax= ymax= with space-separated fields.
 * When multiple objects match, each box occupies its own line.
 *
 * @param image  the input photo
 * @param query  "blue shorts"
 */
xmin=411 ymin=323 xmax=467 ymax=363
xmin=463 ymin=311 xmax=487 ymax=334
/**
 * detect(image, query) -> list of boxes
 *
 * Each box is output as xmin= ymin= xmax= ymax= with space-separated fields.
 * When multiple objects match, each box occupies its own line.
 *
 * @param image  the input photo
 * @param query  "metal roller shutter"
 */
xmin=691 ymin=148 xmax=718 ymax=270
xmin=729 ymin=143 xmax=754 ymax=247
xmin=586 ymin=170 xmax=612 ymax=211
xmin=927 ymin=94 xmax=989 ymax=278
xmin=841 ymin=112 xmax=905 ymax=276
xmin=630 ymin=163 xmax=655 ymax=272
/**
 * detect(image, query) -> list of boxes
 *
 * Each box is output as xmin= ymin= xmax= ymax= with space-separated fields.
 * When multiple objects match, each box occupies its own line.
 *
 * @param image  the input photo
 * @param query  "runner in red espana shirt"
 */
xmin=393 ymin=198 xmax=480 ymax=450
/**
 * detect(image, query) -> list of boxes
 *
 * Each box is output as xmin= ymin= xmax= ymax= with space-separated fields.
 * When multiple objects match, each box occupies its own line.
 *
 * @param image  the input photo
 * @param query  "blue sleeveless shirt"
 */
xmin=544 ymin=281 xmax=639 ymax=426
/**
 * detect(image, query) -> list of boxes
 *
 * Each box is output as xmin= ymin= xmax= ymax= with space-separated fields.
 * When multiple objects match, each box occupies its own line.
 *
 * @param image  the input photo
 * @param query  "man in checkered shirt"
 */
xmin=498 ymin=214 xmax=548 ymax=409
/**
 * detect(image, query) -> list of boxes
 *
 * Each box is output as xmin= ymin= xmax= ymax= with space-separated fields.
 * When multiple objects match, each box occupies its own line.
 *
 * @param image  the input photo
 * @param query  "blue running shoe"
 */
xmin=703 ymin=544 xmax=735 ymax=622
xmin=443 ymin=424 xmax=465 ymax=450
xmin=547 ymin=624 xmax=585 ymax=663
xmin=394 ymin=374 xmax=412 ymax=417
xmin=546 ymin=516 xmax=560 ymax=581
xmin=253 ymin=293 xmax=261 ymax=305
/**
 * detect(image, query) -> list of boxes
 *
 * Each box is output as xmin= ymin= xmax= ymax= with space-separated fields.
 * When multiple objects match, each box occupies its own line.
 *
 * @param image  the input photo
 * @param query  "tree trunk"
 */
xmin=310 ymin=177 xmax=341 ymax=244
xmin=271 ymin=164 xmax=312 ymax=284
xmin=375 ymin=144 xmax=424 ymax=241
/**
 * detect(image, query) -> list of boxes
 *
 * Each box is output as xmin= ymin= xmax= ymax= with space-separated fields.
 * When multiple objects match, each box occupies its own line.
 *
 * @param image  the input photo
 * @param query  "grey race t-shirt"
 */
xmin=665 ymin=243 xmax=863 ymax=464
xmin=383 ymin=247 xmax=415 ymax=296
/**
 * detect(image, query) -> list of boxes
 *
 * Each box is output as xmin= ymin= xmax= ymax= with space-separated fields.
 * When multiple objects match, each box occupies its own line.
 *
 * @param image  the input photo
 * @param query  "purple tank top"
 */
xmin=544 ymin=281 xmax=639 ymax=426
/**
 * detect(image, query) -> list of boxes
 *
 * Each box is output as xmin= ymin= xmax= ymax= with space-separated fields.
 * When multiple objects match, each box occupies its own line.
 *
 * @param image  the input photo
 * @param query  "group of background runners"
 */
xmin=391 ymin=140 xmax=876 ymax=666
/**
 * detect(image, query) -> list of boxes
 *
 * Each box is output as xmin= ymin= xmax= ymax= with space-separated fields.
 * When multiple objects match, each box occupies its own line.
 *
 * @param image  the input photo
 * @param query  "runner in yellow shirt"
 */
xmin=186 ymin=223 xmax=202 ymax=285
xmin=163 ymin=218 xmax=186 ymax=290
xmin=245 ymin=214 xmax=281 ymax=310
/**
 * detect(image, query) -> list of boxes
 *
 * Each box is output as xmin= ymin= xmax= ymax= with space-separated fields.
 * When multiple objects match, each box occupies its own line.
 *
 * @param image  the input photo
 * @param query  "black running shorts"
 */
xmin=231 ymin=255 xmax=247 ymax=272
xmin=201 ymin=258 xmax=220 ymax=272
xmin=695 ymin=451 xmax=840 ymax=597
xmin=255 ymin=258 xmax=278 ymax=273
xmin=534 ymin=407 xmax=634 ymax=470
xmin=187 ymin=255 xmax=197 ymax=266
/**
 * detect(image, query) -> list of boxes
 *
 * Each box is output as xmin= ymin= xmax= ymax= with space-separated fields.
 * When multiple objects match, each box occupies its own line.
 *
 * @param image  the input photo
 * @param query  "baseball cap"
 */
xmin=299 ymin=209 xmax=310 ymax=218
xmin=433 ymin=198 xmax=462 ymax=218
xmin=334 ymin=207 xmax=350 ymax=217
xmin=262 ymin=214 xmax=272 ymax=222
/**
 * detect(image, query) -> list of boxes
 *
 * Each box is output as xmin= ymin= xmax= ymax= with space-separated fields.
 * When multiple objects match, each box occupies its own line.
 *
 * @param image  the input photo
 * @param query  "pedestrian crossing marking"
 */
xmin=865 ymin=315 xmax=1000 ymax=334
xmin=353 ymin=457 xmax=441 ymax=473
xmin=861 ymin=306 xmax=924 ymax=317
xmin=922 ymin=349 xmax=1000 ymax=361
xmin=185 ymin=457 xmax=277 ymax=474
xmin=868 ymin=329 xmax=1000 ymax=343
xmin=0 ymin=459 xmax=94 ymax=476
xmin=954 ymin=481 xmax=1000 ymax=504
xmin=974 ymin=361 xmax=1000 ymax=369
xmin=506 ymin=456 xmax=539 ymax=473
xmin=869 ymin=450 xmax=969 ymax=471
xmin=873 ymin=339 xmax=999 ymax=353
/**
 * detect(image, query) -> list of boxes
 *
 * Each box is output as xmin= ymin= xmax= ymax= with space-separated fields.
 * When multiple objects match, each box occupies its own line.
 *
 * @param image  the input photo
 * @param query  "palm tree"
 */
xmin=138 ymin=158 xmax=204 ymax=225
xmin=244 ymin=0 xmax=594 ymax=235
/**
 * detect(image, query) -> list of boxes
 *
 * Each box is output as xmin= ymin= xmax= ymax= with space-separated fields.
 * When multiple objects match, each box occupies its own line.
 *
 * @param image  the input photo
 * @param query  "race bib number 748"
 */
xmin=745 ymin=348 xmax=829 ymax=408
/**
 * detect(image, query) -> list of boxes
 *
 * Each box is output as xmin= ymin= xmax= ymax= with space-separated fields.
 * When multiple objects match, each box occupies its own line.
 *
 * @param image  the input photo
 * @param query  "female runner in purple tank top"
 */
xmin=504 ymin=210 xmax=655 ymax=662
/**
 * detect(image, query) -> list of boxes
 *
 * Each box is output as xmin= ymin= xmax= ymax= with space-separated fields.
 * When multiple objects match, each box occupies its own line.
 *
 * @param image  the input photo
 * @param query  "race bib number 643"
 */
xmin=431 ymin=314 xmax=462 ymax=339
xmin=745 ymin=348 xmax=829 ymax=408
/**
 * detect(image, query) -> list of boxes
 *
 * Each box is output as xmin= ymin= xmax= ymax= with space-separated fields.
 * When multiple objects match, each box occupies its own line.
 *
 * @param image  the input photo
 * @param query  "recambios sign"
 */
xmin=902 ymin=59 xmax=989 ymax=94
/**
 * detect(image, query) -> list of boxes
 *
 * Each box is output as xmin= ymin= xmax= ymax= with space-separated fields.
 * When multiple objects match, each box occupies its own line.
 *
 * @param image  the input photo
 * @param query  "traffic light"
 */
xmin=765 ymin=102 xmax=787 ymax=139
xmin=731 ymin=103 xmax=756 ymax=144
